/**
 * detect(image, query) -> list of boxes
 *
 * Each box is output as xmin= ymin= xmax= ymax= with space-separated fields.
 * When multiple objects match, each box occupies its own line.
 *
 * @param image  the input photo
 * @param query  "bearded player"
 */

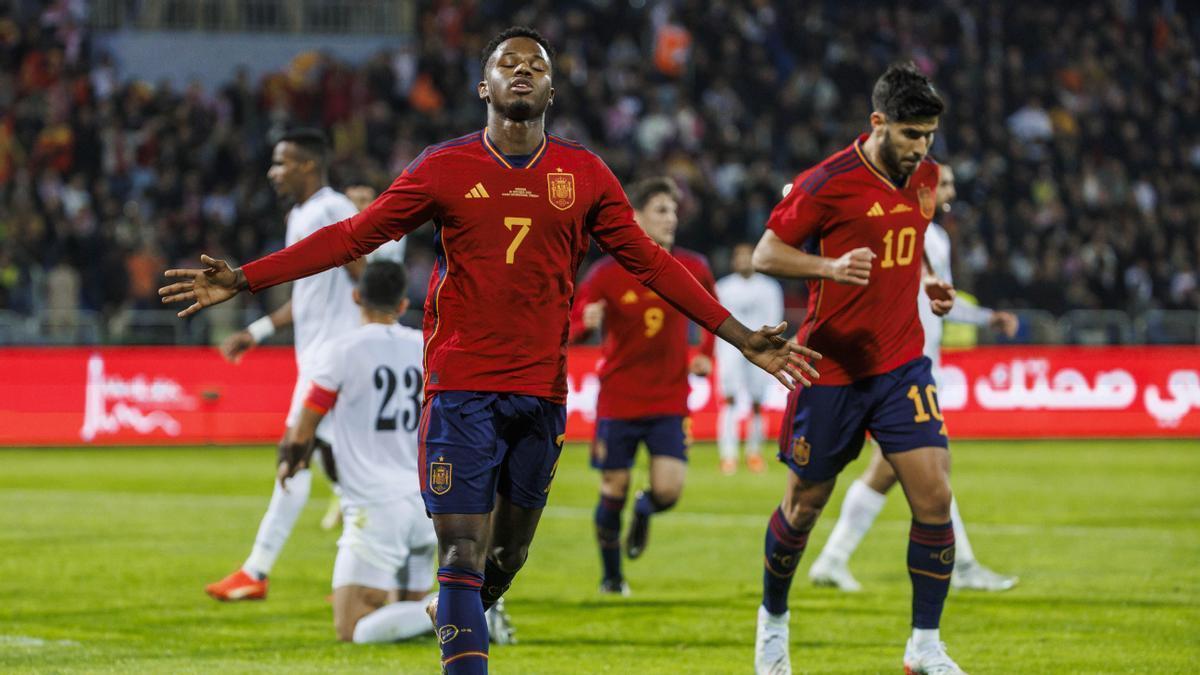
xmin=750 ymin=64 xmax=968 ymax=675
xmin=161 ymin=26 xmax=820 ymax=675
xmin=808 ymin=164 xmax=1019 ymax=594
xmin=569 ymin=176 xmax=715 ymax=595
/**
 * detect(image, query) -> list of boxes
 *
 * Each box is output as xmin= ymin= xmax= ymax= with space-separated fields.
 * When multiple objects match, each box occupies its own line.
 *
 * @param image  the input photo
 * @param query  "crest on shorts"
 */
xmin=429 ymin=461 xmax=452 ymax=495
xmin=547 ymin=170 xmax=575 ymax=211
xmin=792 ymin=435 xmax=811 ymax=466
xmin=917 ymin=186 xmax=935 ymax=219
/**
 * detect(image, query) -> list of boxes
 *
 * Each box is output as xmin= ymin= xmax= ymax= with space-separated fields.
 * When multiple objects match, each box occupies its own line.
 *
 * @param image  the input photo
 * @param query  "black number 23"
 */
xmin=373 ymin=365 xmax=422 ymax=432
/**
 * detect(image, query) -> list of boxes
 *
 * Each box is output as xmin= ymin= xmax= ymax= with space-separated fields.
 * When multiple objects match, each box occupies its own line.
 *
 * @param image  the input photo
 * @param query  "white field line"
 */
xmin=0 ymin=489 xmax=1194 ymax=540
xmin=0 ymin=635 xmax=79 ymax=647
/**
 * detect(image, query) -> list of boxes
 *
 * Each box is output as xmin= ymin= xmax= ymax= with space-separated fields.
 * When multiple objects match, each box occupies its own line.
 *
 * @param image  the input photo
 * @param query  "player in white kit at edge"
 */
xmin=277 ymin=260 xmax=435 ymax=642
xmin=715 ymin=243 xmax=785 ymax=475
xmin=808 ymin=164 xmax=1021 ymax=593
xmin=207 ymin=129 xmax=403 ymax=601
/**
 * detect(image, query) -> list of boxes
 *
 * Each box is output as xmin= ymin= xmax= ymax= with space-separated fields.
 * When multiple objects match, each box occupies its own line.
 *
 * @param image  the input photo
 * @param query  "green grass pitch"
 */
xmin=1 ymin=440 xmax=1197 ymax=673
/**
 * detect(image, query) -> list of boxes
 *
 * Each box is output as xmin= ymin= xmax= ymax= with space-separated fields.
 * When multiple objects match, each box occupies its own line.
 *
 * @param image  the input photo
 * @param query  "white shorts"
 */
xmin=286 ymin=372 xmax=334 ymax=443
xmin=332 ymin=493 xmax=437 ymax=592
xmin=717 ymin=343 xmax=775 ymax=405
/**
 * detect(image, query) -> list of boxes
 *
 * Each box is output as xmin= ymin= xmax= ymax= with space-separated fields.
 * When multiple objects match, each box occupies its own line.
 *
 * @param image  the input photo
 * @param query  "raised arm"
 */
xmin=160 ymin=166 xmax=436 ymax=317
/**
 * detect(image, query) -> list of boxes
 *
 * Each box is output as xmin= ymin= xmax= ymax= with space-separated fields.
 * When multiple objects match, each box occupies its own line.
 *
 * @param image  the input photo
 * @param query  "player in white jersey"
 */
xmin=275 ymin=261 xmax=436 ymax=642
xmin=808 ymin=164 xmax=1020 ymax=592
xmin=206 ymin=129 xmax=405 ymax=602
xmin=715 ymin=243 xmax=785 ymax=475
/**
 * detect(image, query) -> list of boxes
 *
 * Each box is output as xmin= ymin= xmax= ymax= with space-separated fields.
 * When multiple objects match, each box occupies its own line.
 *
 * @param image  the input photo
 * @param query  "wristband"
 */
xmin=247 ymin=316 xmax=275 ymax=343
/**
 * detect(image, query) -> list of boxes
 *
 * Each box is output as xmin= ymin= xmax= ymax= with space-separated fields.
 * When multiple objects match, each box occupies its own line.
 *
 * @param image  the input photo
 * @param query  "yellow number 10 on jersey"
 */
xmin=504 ymin=217 xmax=532 ymax=264
xmin=881 ymin=226 xmax=917 ymax=268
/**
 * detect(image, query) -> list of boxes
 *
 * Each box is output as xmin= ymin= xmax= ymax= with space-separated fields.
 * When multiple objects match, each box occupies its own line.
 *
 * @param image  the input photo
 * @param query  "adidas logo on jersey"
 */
xmin=464 ymin=183 xmax=490 ymax=199
xmin=867 ymin=202 xmax=885 ymax=217
xmin=620 ymin=290 xmax=639 ymax=304
xmin=890 ymin=203 xmax=913 ymax=214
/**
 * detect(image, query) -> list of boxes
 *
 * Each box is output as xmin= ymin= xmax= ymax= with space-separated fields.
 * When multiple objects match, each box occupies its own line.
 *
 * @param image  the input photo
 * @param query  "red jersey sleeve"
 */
xmin=765 ymin=174 xmax=833 ymax=246
xmin=585 ymin=160 xmax=730 ymax=333
xmin=568 ymin=263 xmax=608 ymax=344
xmin=695 ymin=260 xmax=718 ymax=358
xmin=242 ymin=159 xmax=439 ymax=292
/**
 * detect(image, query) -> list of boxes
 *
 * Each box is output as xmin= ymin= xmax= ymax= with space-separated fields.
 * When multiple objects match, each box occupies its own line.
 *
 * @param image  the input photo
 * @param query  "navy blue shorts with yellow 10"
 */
xmin=418 ymin=391 xmax=567 ymax=514
xmin=777 ymin=356 xmax=949 ymax=482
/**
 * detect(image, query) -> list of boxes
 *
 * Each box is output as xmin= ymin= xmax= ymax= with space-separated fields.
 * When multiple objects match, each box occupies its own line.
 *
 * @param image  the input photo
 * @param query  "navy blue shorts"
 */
xmin=591 ymin=415 xmax=691 ymax=471
xmin=777 ymin=357 xmax=949 ymax=482
xmin=418 ymin=391 xmax=567 ymax=514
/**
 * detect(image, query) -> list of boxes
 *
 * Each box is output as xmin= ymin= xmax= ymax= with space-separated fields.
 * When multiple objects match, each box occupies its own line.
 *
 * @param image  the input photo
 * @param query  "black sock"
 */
xmin=480 ymin=555 xmax=517 ymax=611
xmin=594 ymin=494 xmax=626 ymax=581
xmin=762 ymin=506 xmax=809 ymax=615
xmin=908 ymin=520 xmax=955 ymax=629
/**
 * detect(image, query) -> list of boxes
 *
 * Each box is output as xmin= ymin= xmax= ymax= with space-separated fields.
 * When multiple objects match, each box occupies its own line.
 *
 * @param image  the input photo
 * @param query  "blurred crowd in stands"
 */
xmin=1 ymin=0 xmax=1197 ymax=332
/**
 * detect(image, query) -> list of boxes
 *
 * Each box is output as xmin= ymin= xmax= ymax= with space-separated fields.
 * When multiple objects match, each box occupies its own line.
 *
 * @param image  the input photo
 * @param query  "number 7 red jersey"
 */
xmin=766 ymin=134 xmax=940 ymax=385
xmin=241 ymin=130 xmax=731 ymax=402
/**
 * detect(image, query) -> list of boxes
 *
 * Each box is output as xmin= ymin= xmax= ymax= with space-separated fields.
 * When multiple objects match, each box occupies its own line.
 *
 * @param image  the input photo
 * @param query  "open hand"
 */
xmin=740 ymin=321 xmax=822 ymax=390
xmin=159 ymin=255 xmax=245 ymax=318
xmin=829 ymin=247 xmax=875 ymax=286
xmin=924 ymin=276 xmax=956 ymax=316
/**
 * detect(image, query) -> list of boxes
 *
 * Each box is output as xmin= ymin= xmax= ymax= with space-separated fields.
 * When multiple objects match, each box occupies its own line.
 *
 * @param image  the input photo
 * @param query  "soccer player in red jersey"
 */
xmin=569 ymin=176 xmax=715 ymax=595
xmin=159 ymin=27 xmax=820 ymax=675
xmin=749 ymin=65 xmax=967 ymax=675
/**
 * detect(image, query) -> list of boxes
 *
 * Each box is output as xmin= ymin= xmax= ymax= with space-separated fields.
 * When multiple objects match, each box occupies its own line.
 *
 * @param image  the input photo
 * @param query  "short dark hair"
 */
xmin=358 ymin=260 xmax=408 ymax=312
xmin=480 ymin=26 xmax=554 ymax=72
xmin=277 ymin=128 xmax=329 ymax=167
xmin=871 ymin=63 xmax=945 ymax=122
xmin=628 ymin=176 xmax=681 ymax=211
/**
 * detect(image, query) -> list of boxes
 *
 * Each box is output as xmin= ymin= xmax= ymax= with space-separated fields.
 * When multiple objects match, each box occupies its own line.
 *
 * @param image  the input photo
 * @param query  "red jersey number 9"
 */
xmin=644 ymin=307 xmax=664 ymax=338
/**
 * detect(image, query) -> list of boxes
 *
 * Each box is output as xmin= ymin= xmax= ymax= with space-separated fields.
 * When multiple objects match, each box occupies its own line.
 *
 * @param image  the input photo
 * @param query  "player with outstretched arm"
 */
xmin=161 ymin=26 xmax=820 ymax=675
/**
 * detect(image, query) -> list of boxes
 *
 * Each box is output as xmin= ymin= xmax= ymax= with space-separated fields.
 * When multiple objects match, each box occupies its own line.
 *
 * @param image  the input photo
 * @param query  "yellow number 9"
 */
xmin=643 ymin=307 xmax=664 ymax=337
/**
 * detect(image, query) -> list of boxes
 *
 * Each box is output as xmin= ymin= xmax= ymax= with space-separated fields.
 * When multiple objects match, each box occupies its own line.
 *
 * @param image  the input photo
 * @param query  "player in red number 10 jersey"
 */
xmin=749 ymin=65 xmax=968 ymax=675
xmin=159 ymin=26 xmax=821 ymax=675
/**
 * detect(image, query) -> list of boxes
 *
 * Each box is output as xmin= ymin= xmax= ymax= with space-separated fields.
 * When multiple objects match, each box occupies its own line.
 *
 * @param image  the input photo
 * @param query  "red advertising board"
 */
xmin=0 ymin=346 xmax=1197 ymax=445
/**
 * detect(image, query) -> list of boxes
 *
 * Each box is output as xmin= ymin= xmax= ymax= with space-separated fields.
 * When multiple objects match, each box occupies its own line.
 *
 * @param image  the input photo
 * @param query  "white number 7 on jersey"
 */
xmin=504 ymin=217 xmax=532 ymax=264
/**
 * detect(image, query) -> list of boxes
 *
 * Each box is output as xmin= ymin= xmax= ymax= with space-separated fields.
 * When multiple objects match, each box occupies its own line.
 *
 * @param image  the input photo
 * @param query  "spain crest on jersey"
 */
xmin=429 ymin=461 xmax=452 ymax=495
xmin=918 ymin=186 xmax=935 ymax=219
xmin=547 ymin=171 xmax=575 ymax=210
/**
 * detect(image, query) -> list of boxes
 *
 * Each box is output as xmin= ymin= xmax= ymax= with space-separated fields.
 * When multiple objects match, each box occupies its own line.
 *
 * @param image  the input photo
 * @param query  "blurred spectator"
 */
xmin=0 ymin=0 xmax=1196 ymax=335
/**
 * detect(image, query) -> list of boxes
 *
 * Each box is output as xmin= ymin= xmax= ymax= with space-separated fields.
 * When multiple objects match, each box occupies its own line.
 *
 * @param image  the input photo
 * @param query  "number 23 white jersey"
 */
xmin=308 ymin=322 xmax=424 ymax=508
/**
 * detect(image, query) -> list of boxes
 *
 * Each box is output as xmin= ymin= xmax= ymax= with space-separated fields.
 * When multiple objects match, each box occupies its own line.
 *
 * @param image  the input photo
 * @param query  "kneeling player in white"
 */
xmin=279 ymin=261 xmax=434 ymax=642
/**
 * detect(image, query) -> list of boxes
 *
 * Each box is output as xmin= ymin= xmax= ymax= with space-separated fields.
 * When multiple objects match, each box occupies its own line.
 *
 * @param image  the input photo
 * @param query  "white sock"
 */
xmin=747 ymin=412 xmax=765 ymax=457
xmin=949 ymin=496 xmax=975 ymax=565
xmin=911 ymin=627 xmax=940 ymax=648
xmin=817 ymin=480 xmax=887 ymax=563
xmin=717 ymin=405 xmax=739 ymax=461
xmin=352 ymin=600 xmax=434 ymax=643
xmin=243 ymin=468 xmax=312 ymax=578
